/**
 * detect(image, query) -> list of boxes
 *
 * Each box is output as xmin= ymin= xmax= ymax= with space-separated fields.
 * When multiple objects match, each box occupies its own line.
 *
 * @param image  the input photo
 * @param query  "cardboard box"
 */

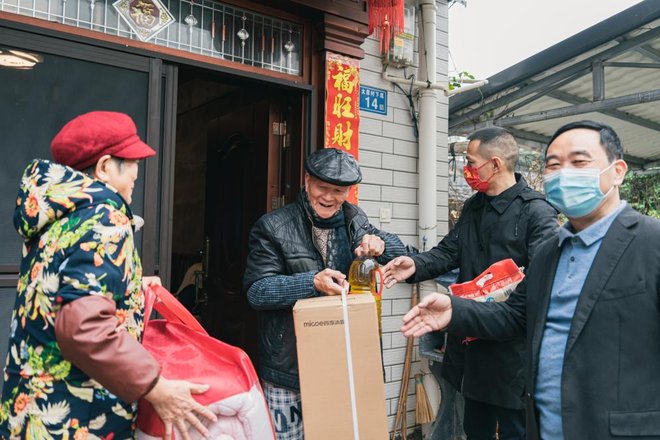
xmin=293 ymin=294 xmax=389 ymax=439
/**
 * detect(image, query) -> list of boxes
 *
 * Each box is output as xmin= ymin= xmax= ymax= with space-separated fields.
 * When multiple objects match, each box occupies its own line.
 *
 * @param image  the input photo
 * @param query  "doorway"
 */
xmin=169 ymin=65 xmax=304 ymax=363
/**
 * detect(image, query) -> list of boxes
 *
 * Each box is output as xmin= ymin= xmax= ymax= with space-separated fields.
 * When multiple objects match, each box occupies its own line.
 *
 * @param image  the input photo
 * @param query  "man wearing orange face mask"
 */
xmin=384 ymin=127 xmax=558 ymax=440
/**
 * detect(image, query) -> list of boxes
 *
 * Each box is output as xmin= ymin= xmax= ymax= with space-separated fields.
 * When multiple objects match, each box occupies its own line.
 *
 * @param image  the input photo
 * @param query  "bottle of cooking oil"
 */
xmin=348 ymin=256 xmax=383 ymax=334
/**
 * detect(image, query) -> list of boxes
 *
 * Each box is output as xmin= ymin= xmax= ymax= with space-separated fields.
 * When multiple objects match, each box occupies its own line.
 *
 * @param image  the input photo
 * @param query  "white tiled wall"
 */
xmin=358 ymin=0 xmax=449 ymax=434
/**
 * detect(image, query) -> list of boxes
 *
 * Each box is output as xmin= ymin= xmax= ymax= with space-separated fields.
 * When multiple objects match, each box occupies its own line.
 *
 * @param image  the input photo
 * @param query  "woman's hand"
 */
xmin=144 ymin=376 xmax=217 ymax=440
xmin=142 ymin=276 xmax=162 ymax=291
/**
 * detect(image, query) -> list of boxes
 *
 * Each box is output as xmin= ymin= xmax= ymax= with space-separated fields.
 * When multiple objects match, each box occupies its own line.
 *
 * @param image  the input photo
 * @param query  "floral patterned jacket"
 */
xmin=0 ymin=159 xmax=147 ymax=439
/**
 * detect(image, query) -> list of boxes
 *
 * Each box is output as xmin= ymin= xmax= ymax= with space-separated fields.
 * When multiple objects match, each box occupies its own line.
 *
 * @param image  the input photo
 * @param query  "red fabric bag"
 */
xmin=137 ymin=285 xmax=275 ymax=440
xmin=449 ymin=259 xmax=525 ymax=344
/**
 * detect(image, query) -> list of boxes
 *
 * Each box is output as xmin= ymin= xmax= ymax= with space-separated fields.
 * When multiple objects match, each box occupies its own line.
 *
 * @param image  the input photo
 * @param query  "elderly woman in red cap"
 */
xmin=243 ymin=147 xmax=408 ymax=439
xmin=0 ymin=112 xmax=216 ymax=439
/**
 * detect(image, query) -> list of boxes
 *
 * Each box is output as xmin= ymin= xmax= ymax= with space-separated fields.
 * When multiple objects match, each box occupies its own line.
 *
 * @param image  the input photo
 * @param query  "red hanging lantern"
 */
xmin=368 ymin=0 xmax=405 ymax=55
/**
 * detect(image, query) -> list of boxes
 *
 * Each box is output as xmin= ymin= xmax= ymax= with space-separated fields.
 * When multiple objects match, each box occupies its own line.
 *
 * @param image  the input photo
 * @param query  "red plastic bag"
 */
xmin=449 ymin=259 xmax=524 ymax=344
xmin=137 ymin=285 xmax=275 ymax=440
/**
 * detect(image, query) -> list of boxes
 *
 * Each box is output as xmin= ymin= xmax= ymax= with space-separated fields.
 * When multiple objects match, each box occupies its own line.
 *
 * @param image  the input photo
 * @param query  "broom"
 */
xmin=414 ymin=373 xmax=435 ymax=424
xmin=390 ymin=283 xmax=418 ymax=440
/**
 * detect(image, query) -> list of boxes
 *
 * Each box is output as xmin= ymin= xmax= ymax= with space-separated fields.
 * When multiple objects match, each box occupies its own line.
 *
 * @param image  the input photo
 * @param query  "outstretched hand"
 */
xmin=401 ymin=293 xmax=453 ymax=337
xmin=144 ymin=376 xmax=217 ymax=440
xmin=382 ymin=256 xmax=416 ymax=288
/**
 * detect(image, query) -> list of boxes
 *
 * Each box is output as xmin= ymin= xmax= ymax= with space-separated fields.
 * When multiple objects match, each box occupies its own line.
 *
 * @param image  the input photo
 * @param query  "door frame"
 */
xmin=152 ymin=64 xmax=179 ymax=288
xmin=0 ymin=24 xmax=163 ymax=282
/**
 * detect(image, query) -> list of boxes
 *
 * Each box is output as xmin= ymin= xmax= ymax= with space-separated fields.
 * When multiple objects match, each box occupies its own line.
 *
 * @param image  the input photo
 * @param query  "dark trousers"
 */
xmin=463 ymin=397 xmax=526 ymax=440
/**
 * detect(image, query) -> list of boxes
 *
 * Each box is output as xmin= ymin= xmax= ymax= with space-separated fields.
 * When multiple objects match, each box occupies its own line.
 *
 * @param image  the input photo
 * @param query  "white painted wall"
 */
xmin=358 ymin=0 xmax=449 ymax=433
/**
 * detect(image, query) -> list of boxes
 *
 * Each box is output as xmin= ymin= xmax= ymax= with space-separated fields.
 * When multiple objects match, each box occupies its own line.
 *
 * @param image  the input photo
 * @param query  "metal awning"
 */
xmin=448 ymin=0 xmax=660 ymax=170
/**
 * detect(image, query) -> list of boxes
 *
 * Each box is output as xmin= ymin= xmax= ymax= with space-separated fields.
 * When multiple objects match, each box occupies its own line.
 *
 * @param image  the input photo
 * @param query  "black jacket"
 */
xmin=410 ymin=174 xmax=558 ymax=409
xmin=243 ymin=195 xmax=406 ymax=390
xmin=450 ymin=206 xmax=660 ymax=439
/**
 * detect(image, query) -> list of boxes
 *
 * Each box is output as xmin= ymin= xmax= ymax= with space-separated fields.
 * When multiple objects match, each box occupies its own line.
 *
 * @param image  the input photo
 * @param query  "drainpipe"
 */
xmin=417 ymin=0 xmax=437 ymax=267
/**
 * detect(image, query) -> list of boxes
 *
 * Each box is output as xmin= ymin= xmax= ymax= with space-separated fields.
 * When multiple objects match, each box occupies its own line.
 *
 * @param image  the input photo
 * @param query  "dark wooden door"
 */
xmin=202 ymin=90 xmax=303 ymax=363
xmin=203 ymin=99 xmax=267 ymax=360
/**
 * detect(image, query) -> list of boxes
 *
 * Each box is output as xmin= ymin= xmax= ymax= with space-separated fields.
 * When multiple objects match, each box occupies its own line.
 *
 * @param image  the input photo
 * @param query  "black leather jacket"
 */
xmin=243 ymin=195 xmax=406 ymax=390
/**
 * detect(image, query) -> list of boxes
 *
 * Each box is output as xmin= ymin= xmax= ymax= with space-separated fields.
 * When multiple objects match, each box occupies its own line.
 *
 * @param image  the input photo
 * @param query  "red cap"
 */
xmin=50 ymin=111 xmax=156 ymax=171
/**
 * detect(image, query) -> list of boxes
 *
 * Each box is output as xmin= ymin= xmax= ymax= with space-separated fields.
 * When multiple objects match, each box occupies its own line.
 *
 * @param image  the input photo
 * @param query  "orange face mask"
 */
xmin=463 ymin=161 xmax=495 ymax=193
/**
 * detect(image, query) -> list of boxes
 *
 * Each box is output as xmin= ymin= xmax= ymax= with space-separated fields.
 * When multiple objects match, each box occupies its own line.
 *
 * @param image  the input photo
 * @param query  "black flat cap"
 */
xmin=304 ymin=148 xmax=362 ymax=186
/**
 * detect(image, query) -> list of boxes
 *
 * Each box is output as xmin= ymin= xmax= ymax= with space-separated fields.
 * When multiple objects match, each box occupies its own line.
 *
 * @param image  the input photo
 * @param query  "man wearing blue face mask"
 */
xmin=400 ymin=120 xmax=660 ymax=440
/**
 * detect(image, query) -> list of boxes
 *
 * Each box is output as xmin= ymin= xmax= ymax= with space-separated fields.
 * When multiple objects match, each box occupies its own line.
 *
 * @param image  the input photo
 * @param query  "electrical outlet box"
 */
xmin=384 ymin=3 xmax=416 ymax=68
xmin=379 ymin=207 xmax=392 ymax=223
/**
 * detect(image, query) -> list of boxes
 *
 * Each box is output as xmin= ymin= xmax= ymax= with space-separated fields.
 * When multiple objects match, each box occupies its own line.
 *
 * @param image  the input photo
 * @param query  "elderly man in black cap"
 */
xmin=243 ymin=147 xmax=406 ymax=439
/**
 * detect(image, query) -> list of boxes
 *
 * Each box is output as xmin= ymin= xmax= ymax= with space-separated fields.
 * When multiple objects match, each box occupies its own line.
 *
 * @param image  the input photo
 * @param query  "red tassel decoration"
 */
xmin=368 ymin=0 xmax=405 ymax=55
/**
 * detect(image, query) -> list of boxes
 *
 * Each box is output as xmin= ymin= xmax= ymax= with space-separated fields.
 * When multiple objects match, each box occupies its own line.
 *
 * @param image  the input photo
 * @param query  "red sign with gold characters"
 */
xmin=324 ymin=52 xmax=360 ymax=203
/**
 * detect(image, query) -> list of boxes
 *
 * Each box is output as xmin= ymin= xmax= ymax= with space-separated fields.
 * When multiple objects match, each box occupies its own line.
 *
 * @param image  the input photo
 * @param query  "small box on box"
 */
xmin=293 ymin=294 xmax=389 ymax=439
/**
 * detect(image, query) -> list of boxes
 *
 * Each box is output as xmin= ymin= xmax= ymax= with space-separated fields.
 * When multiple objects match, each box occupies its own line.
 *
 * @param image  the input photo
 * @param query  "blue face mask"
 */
xmin=543 ymin=164 xmax=614 ymax=218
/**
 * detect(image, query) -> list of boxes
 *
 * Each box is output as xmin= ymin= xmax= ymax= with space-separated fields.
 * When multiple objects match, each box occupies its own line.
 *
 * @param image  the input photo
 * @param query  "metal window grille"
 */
xmin=0 ymin=0 xmax=302 ymax=75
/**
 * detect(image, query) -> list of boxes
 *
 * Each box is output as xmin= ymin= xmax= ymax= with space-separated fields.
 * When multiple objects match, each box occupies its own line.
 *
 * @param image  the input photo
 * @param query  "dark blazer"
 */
xmin=449 ymin=206 xmax=660 ymax=440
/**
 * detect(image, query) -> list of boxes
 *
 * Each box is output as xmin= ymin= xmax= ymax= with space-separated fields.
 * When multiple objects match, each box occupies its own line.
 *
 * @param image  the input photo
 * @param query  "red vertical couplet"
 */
xmin=324 ymin=52 xmax=361 ymax=203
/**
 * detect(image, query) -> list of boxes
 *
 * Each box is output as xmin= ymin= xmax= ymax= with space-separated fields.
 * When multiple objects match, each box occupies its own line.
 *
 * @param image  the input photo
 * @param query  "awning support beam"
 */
xmin=455 ymin=89 xmax=660 ymax=133
xmin=603 ymin=61 xmax=660 ymax=68
xmin=491 ymin=75 xmax=580 ymax=120
xmin=495 ymin=89 xmax=660 ymax=127
xmin=449 ymin=25 xmax=660 ymax=130
xmin=635 ymin=44 xmax=660 ymax=63
xmin=546 ymin=89 xmax=660 ymax=133
xmin=593 ymin=61 xmax=605 ymax=101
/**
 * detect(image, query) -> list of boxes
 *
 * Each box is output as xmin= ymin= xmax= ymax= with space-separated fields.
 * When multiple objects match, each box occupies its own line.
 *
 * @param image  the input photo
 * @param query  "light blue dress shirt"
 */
xmin=534 ymin=202 xmax=626 ymax=440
